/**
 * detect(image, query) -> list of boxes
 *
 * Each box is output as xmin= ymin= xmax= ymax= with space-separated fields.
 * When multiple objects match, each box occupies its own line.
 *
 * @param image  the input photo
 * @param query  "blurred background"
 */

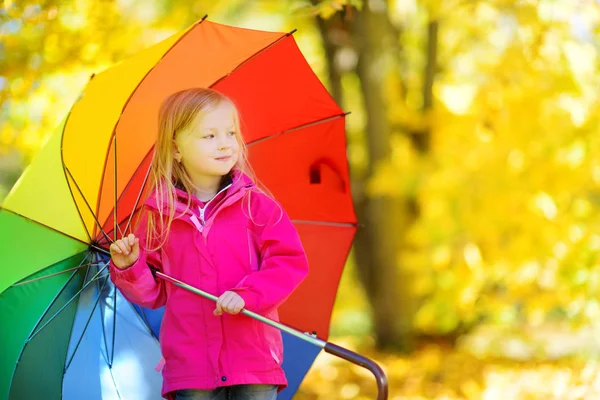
xmin=3 ymin=0 xmax=600 ymax=398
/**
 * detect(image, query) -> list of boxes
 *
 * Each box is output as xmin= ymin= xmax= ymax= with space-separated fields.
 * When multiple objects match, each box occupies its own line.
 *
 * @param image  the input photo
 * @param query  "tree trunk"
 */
xmin=410 ymin=19 xmax=438 ymax=153
xmin=314 ymin=13 xmax=345 ymax=106
xmin=313 ymin=2 xmax=439 ymax=352
xmin=350 ymin=3 xmax=417 ymax=352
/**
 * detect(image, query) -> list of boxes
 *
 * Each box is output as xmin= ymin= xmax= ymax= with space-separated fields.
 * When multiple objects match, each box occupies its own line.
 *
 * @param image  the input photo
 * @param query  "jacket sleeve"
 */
xmin=109 ymin=209 xmax=167 ymax=310
xmin=231 ymin=202 xmax=309 ymax=314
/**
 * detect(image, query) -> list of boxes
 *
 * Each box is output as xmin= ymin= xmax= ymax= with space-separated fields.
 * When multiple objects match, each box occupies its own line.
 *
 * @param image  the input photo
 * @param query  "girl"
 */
xmin=109 ymin=87 xmax=309 ymax=400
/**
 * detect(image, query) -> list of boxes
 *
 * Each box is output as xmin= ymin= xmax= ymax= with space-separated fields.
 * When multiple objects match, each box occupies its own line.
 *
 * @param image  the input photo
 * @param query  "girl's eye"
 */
xmin=203 ymin=134 xmax=215 ymax=139
xmin=228 ymin=131 xmax=236 ymax=136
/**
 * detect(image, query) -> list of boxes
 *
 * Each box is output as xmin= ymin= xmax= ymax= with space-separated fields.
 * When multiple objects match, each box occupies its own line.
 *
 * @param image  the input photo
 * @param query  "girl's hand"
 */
xmin=214 ymin=291 xmax=245 ymax=315
xmin=109 ymin=233 xmax=140 ymax=270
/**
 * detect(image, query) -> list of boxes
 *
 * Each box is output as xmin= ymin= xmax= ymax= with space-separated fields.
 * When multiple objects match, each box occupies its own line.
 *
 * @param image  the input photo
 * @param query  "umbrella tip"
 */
xmin=288 ymin=28 xmax=297 ymax=36
xmin=202 ymin=14 xmax=208 ymax=20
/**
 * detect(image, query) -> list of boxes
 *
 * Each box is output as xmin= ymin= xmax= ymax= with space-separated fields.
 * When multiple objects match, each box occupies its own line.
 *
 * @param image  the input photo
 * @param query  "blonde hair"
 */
xmin=143 ymin=87 xmax=258 ymax=251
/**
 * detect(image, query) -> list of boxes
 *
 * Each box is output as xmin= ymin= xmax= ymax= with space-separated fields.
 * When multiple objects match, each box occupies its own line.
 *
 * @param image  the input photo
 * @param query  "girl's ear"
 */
xmin=173 ymin=141 xmax=182 ymax=163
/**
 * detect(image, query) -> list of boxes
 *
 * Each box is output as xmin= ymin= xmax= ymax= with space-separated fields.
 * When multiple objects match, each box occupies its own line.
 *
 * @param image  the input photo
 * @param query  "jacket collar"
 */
xmin=144 ymin=168 xmax=255 ymax=215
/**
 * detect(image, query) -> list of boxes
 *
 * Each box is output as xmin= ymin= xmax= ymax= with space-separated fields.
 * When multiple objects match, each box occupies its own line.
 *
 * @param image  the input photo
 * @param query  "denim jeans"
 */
xmin=175 ymin=385 xmax=278 ymax=400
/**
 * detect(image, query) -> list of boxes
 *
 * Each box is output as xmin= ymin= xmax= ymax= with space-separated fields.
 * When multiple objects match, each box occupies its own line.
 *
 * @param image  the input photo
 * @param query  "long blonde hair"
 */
xmin=143 ymin=87 xmax=256 ymax=251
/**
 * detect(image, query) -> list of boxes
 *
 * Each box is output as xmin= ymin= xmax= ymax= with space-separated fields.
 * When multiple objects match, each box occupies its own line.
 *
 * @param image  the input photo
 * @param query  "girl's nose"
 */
xmin=217 ymin=133 xmax=233 ymax=150
xmin=217 ymin=143 xmax=230 ymax=152
xmin=217 ymin=137 xmax=229 ymax=150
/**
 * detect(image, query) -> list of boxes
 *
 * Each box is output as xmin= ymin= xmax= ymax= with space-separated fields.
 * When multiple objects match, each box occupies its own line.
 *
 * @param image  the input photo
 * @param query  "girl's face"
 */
xmin=174 ymin=102 xmax=240 ymax=183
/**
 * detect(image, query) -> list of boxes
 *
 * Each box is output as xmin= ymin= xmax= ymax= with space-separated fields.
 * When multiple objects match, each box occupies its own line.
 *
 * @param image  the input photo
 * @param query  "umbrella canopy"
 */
xmin=0 ymin=18 xmax=356 ymax=399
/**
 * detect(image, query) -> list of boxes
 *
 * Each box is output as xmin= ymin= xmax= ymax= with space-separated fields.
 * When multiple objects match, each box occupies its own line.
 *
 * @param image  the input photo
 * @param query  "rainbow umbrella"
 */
xmin=0 ymin=17 xmax=387 ymax=399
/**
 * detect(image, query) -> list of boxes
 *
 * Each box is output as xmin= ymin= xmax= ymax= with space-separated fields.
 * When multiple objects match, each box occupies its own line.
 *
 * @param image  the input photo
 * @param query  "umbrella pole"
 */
xmin=153 ymin=270 xmax=389 ymax=400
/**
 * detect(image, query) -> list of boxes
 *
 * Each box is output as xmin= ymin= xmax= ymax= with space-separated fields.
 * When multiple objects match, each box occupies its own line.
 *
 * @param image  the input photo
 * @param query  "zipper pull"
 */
xmin=199 ymin=207 xmax=206 ymax=226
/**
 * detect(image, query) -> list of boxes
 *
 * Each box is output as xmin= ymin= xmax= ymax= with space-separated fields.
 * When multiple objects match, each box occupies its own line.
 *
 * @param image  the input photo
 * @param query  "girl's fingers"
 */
xmin=234 ymin=298 xmax=244 ymax=313
xmin=215 ymin=292 xmax=244 ymax=315
xmin=215 ymin=297 xmax=224 ymax=315
xmin=233 ymin=297 xmax=244 ymax=313
xmin=126 ymin=237 xmax=134 ymax=253
xmin=220 ymin=293 xmax=234 ymax=314
xmin=131 ymin=238 xmax=140 ymax=255
xmin=110 ymin=243 xmax=122 ymax=254
xmin=123 ymin=236 xmax=132 ymax=251
xmin=235 ymin=294 xmax=244 ymax=309
xmin=222 ymin=295 xmax=235 ymax=313
xmin=115 ymin=241 xmax=129 ymax=255
xmin=223 ymin=293 xmax=243 ymax=314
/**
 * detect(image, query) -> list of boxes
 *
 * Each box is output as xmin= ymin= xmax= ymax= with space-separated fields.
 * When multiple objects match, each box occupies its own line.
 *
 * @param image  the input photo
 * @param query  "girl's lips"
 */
xmin=215 ymin=156 xmax=231 ymax=161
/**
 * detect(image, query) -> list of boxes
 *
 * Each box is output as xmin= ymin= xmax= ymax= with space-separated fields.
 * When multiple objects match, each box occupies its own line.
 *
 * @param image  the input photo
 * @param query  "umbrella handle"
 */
xmin=152 ymin=269 xmax=388 ymax=400
xmin=323 ymin=342 xmax=389 ymax=400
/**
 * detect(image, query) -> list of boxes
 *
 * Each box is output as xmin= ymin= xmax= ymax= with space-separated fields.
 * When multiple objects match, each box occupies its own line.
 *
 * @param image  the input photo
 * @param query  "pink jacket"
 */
xmin=109 ymin=169 xmax=309 ymax=399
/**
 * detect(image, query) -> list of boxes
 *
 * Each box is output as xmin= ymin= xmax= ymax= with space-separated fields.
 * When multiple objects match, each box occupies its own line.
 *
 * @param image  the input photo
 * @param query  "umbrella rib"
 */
xmin=64 ymin=166 xmax=113 ymax=243
xmin=96 ymin=205 xmax=144 ymax=248
xmin=107 ymin=364 xmax=124 ymax=400
xmin=27 ymin=263 xmax=108 ymax=342
xmin=113 ymin=134 xmax=121 ymax=240
xmin=91 ymin=132 xmax=117 ymax=243
xmin=98 ymin=259 xmax=113 ymax=367
xmin=58 ymin=96 xmax=94 ymax=244
xmin=63 ymin=273 xmax=110 ymax=373
xmin=7 ymin=249 xmax=88 ymax=289
xmin=247 ymin=112 xmax=349 ymax=148
xmin=98 ymin=266 xmax=110 ymax=366
xmin=131 ymin=305 xmax=160 ymax=342
xmin=98 ymin=146 xmax=154 ymax=243
xmin=123 ymin=146 xmax=154 ymax=232
xmin=209 ymin=28 xmax=296 ymax=89
xmin=62 ymin=254 xmax=95 ymax=372
xmin=123 ymin=153 xmax=153 ymax=234
xmin=110 ymin=278 xmax=117 ymax=366
xmin=23 ymin=252 xmax=90 ymax=342
xmin=28 ymin=273 xmax=107 ymax=342
xmin=12 ymin=260 xmax=97 ymax=287
xmin=91 ymin=243 xmax=111 ymax=255
xmin=0 ymin=207 xmax=90 ymax=247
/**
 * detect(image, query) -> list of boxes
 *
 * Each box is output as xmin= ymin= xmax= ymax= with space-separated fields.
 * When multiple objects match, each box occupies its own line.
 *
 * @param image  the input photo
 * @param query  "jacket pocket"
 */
xmin=257 ymin=316 xmax=284 ymax=367
xmin=270 ymin=347 xmax=282 ymax=365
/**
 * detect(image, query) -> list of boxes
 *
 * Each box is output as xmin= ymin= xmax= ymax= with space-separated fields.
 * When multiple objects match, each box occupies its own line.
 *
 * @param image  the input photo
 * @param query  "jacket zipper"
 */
xmin=199 ymin=185 xmax=253 ymax=231
xmin=198 ymin=183 xmax=232 ymax=226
